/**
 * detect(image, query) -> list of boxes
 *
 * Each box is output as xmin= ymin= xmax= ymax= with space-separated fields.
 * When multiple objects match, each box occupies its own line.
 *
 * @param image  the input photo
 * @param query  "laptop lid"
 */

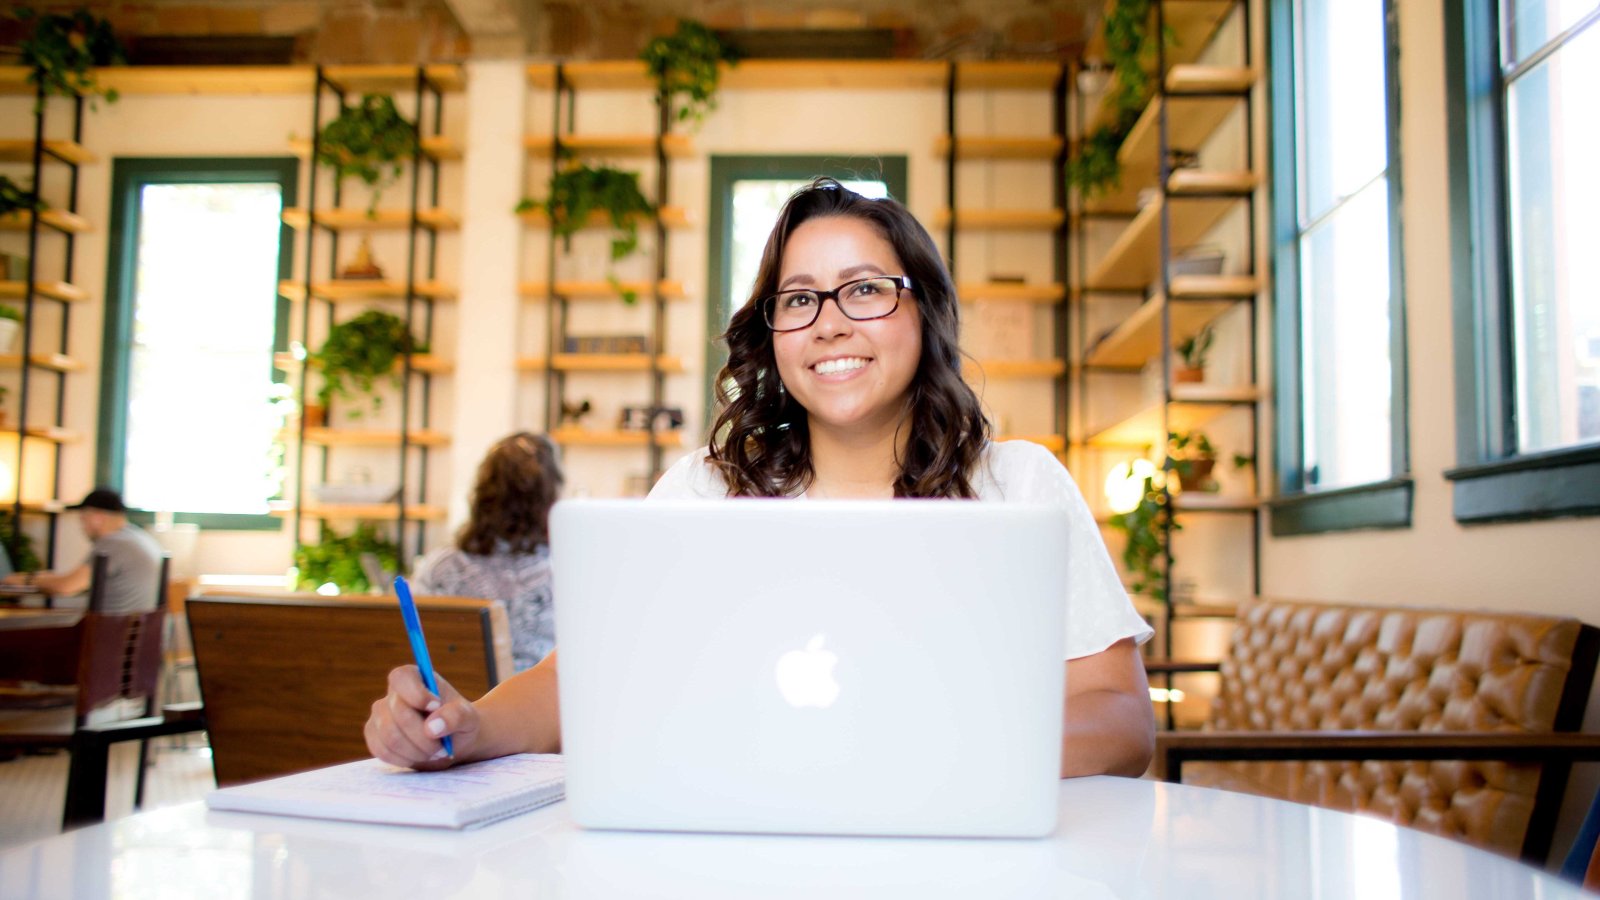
xmin=551 ymin=499 xmax=1069 ymax=838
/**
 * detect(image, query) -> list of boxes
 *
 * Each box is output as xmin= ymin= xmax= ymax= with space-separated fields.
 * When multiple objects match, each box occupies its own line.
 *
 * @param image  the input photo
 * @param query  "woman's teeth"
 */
xmin=814 ymin=357 xmax=868 ymax=375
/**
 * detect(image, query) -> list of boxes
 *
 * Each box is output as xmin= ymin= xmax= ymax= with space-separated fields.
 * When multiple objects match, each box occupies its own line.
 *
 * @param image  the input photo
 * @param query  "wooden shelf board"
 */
xmin=0 ymin=352 xmax=84 ymax=373
xmin=282 ymin=208 xmax=460 ymax=231
xmin=526 ymin=63 xmax=556 ymax=88
xmin=1168 ymin=169 xmax=1259 ymax=195
xmin=523 ymin=134 xmax=694 ymax=158
xmin=290 ymin=135 xmax=461 ymax=162
xmin=1086 ymin=293 xmax=1244 ymax=369
xmin=10 ymin=499 xmax=66 ymax=514
xmin=0 ymin=139 xmax=96 ymax=166
xmin=1166 ymin=64 xmax=1255 ymax=95
xmin=279 ymin=280 xmax=457 ymax=302
xmin=1088 ymin=387 xmax=1259 ymax=447
xmin=322 ymin=65 xmax=465 ymax=93
xmin=933 ymin=208 xmax=1064 ymax=230
xmin=964 ymin=359 xmax=1067 ymax=380
xmin=935 ymin=136 xmax=1063 ymax=159
xmin=957 ymin=282 xmax=1065 ymax=304
xmin=95 ymin=66 xmax=316 ymax=95
xmin=1171 ymin=274 xmax=1260 ymax=298
xmin=554 ymin=61 xmax=653 ymax=89
xmin=277 ymin=352 xmax=452 ymax=376
xmin=297 ymin=428 xmax=450 ymax=447
xmin=0 ymin=426 xmax=81 ymax=444
xmin=1084 ymin=0 xmax=1237 ymax=126
xmin=518 ymin=279 xmax=687 ymax=301
xmin=1173 ymin=493 xmax=1260 ymax=514
xmin=0 ymin=280 xmax=89 ymax=303
xmin=1119 ymin=89 xmax=1249 ymax=179
xmin=550 ymin=426 xmax=685 ymax=448
xmin=518 ymin=206 xmax=689 ymax=229
xmin=0 ymin=210 xmax=92 ymax=234
xmin=720 ymin=60 xmax=948 ymax=90
xmin=1085 ymin=188 xmax=1248 ymax=291
xmin=520 ymin=354 xmax=685 ymax=374
xmin=275 ymin=503 xmax=448 ymax=521
xmin=955 ymin=62 xmax=1062 ymax=89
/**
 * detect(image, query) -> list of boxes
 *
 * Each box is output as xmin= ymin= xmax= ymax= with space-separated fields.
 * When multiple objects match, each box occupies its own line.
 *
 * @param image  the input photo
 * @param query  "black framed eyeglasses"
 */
xmin=760 ymin=275 xmax=914 ymax=333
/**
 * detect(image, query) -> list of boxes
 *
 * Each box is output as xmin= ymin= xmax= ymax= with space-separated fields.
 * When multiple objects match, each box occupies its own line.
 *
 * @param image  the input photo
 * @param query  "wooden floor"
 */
xmin=0 ymin=736 xmax=216 ymax=851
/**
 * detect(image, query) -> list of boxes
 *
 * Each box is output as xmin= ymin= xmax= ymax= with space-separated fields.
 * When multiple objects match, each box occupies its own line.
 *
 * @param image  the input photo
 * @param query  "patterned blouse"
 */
xmin=411 ymin=544 xmax=554 ymax=672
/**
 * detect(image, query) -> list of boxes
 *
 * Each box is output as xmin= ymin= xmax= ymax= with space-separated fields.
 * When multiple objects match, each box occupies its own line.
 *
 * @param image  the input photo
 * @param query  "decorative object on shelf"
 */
xmin=1076 ymin=60 xmax=1113 ymax=95
xmin=559 ymin=398 xmax=593 ymax=426
xmin=292 ymin=522 xmax=400 ymax=595
xmin=1174 ymin=324 xmax=1213 ymax=383
xmin=1166 ymin=429 xmax=1218 ymax=492
xmin=640 ymin=18 xmax=737 ymax=128
xmin=300 ymin=402 xmax=327 ymax=428
xmin=563 ymin=334 xmax=649 ymax=354
xmin=520 ymin=164 xmax=656 ymax=302
xmin=339 ymin=236 xmax=385 ymax=280
xmin=620 ymin=405 xmax=684 ymax=432
xmin=312 ymin=309 xmax=423 ymax=418
xmin=315 ymin=93 xmax=419 ymax=218
xmin=0 ymin=305 xmax=20 ymax=354
xmin=1108 ymin=473 xmax=1178 ymax=602
xmin=0 ymin=509 xmax=42 ymax=573
xmin=14 ymin=6 xmax=125 ymax=109
xmin=0 ymin=176 xmax=44 ymax=219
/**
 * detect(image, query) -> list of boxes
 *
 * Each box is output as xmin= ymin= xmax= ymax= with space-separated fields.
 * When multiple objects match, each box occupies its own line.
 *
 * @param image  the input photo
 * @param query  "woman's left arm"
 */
xmin=1060 ymin=637 xmax=1154 ymax=778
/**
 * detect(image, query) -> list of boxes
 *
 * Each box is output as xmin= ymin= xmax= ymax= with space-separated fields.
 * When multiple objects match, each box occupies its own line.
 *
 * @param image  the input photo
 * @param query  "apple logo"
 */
xmin=774 ymin=634 xmax=841 ymax=708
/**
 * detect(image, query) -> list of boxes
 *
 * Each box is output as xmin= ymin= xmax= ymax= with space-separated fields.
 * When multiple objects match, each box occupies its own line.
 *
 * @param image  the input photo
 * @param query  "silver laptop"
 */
xmin=550 ymin=499 xmax=1069 ymax=838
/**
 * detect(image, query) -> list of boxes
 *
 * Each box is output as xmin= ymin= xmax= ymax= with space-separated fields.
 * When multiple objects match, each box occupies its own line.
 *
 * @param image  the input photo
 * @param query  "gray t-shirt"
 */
xmin=87 ymin=523 xmax=163 ymax=614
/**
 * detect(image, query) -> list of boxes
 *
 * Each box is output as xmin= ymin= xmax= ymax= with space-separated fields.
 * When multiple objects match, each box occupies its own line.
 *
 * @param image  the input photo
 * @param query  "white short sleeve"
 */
xmin=973 ymin=441 xmax=1154 ymax=659
xmin=648 ymin=447 xmax=730 ymax=499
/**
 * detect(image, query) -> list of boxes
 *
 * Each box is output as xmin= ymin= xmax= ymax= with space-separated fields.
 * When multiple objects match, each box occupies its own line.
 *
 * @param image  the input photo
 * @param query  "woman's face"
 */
xmin=771 ymin=215 xmax=923 ymax=439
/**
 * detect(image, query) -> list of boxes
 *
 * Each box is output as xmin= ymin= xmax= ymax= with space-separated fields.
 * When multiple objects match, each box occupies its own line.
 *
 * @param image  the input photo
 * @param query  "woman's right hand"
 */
xmin=365 ymin=665 xmax=480 ymax=770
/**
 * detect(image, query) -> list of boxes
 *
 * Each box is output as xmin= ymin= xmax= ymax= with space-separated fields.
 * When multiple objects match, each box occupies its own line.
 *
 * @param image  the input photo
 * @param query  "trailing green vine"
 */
xmin=517 ymin=163 xmax=656 ymax=303
xmin=312 ymin=310 xmax=423 ymax=417
xmin=316 ymin=94 xmax=419 ymax=217
xmin=641 ymin=19 xmax=737 ymax=128
xmin=13 ymin=6 xmax=125 ymax=109
xmin=1069 ymin=0 xmax=1164 ymax=197
xmin=1108 ymin=474 xmax=1179 ymax=602
xmin=0 ymin=176 xmax=43 ymax=218
xmin=293 ymin=523 xmax=399 ymax=594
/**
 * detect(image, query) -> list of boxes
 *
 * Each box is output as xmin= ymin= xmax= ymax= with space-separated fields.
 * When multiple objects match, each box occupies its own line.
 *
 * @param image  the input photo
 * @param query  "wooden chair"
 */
xmin=185 ymin=593 xmax=512 ymax=787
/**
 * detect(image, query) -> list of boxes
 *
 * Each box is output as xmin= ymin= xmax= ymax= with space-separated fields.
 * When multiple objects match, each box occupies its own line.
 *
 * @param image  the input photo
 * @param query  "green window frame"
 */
xmin=1443 ymin=1 xmax=1600 ymax=522
xmin=1266 ymin=0 xmax=1414 ymax=536
xmin=99 ymin=157 xmax=298 ymax=531
xmin=704 ymin=156 xmax=909 ymax=420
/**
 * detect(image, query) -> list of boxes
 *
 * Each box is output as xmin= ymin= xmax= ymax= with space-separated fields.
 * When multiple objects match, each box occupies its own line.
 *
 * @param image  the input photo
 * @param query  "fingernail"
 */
xmin=429 ymin=748 xmax=449 ymax=760
xmin=426 ymin=718 xmax=445 ymax=736
xmin=424 ymin=698 xmax=441 ymax=712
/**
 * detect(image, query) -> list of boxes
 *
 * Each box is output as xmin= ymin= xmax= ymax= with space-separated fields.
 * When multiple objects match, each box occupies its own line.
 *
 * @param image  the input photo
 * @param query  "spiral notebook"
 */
xmin=205 ymin=753 xmax=565 ymax=829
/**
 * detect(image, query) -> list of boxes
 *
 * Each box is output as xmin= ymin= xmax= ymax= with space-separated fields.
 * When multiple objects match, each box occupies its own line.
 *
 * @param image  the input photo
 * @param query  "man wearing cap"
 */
xmin=2 ymin=487 xmax=162 ymax=613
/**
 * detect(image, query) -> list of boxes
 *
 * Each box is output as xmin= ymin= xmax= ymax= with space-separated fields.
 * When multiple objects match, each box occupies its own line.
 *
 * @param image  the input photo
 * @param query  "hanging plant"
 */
xmin=0 ymin=176 xmax=44 ymax=218
xmin=1108 ymin=475 xmax=1179 ymax=602
xmin=641 ymin=19 xmax=737 ymax=128
xmin=316 ymin=94 xmax=419 ymax=217
xmin=517 ymin=163 xmax=656 ymax=303
xmin=312 ymin=309 xmax=424 ymax=417
xmin=1068 ymin=0 xmax=1164 ymax=196
xmin=293 ymin=523 xmax=399 ymax=594
xmin=14 ymin=6 xmax=125 ymax=110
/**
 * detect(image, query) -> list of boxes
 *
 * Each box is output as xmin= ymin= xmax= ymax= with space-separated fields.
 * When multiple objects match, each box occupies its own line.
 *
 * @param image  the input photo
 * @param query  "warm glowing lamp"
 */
xmin=1103 ymin=458 xmax=1159 ymax=514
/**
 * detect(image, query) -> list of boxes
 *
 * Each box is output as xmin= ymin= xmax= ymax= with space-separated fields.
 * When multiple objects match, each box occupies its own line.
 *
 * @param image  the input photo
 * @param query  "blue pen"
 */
xmin=394 ymin=575 xmax=453 ymax=758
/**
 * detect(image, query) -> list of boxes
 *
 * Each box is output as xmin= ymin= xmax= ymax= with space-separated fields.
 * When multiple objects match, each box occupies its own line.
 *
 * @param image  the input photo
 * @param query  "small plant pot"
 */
xmin=301 ymin=403 xmax=327 ymax=427
xmin=0 ymin=318 xmax=19 ymax=354
xmin=1174 ymin=365 xmax=1204 ymax=384
xmin=1176 ymin=458 xmax=1216 ymax=492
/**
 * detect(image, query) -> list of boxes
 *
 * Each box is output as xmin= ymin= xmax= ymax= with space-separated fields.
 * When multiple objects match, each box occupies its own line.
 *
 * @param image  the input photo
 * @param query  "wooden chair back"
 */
xmin=186 ymin=593 xmax=511 ymax=786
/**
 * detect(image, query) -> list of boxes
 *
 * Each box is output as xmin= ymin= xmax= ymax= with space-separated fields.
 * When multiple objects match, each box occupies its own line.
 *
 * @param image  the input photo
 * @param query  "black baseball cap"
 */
xmin=66 ymin=488 xmax=127 ymax=513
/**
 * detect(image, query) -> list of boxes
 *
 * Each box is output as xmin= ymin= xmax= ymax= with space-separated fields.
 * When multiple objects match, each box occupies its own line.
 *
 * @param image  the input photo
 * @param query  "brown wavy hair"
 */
xmin=708 ymin=178 xmax=990 ymax=498
xmin=457 ymin=432 xmax=564 ymax=555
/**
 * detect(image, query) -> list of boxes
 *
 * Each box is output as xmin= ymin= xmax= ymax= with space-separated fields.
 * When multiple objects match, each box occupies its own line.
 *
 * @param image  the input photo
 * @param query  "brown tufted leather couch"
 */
xmin=1153 ymin=598 xmax=1600 ymax=861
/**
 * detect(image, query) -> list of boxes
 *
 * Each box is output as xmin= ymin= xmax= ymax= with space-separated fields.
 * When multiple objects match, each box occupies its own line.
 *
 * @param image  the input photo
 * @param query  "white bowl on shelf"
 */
xmin=311 ymin=483 xmax=399 ymax=505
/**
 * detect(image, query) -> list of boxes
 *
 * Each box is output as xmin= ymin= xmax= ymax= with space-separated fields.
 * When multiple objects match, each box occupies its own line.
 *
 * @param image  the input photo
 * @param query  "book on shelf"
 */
xmin=206 ymin=753 xmax=565 ymax=830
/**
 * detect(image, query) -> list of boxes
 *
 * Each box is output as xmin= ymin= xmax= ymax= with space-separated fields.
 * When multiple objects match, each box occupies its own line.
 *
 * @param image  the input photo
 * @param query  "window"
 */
xmin=1445 ymin=1 xmax=1600 ymax=521
xmin=1268 ymin=0 xmax=1412 ymax=534
xmin=100 ymin=158 xmax=297 ymax=529
xmin=705 ymin=157 xmax=907 ymax=417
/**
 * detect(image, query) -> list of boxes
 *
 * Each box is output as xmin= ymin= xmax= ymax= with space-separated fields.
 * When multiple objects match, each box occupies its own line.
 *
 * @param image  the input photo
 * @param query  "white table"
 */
xmin=0 ymin=777 xmax=1582 ymax=899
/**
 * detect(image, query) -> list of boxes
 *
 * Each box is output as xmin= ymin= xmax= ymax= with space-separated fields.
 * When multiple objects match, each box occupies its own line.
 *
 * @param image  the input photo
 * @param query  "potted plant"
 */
xmin=1166 ymin=429 xmax=1218 ymax=492
xmin=0 ymin=305 xmax=20 ymax=354
xmin=641 ymin=19 xmax=737 ymax=128
xmin=293 ymin=523 xmax=399 ymax=594
xmin=1108 ymin=474 xmax=1179 ymax=602
xmin=312 ymin=310 xmax=422 ymax=418
xmin=517 ymin=163 xmax=656 ymax=303
xmin=14 ymin=6 xmax=125 ymax=109
xmin=316 ymin=93 xmax=419 ymax=217
xmin=1065 ymin=0 xmax=1156 ymax=196
xmin=1174 ymin=324 xmax=1214 ymax=383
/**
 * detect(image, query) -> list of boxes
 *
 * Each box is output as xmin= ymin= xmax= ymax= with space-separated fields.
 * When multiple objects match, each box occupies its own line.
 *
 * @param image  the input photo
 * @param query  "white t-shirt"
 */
xmin=648 ymin=440 xmax=1154 ymax=660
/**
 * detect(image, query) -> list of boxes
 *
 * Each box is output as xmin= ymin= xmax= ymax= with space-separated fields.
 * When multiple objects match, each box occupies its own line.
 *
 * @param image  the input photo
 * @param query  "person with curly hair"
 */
xmin=367 ymin=179 xmax=1154 ymax=779
xmin=411 ymin=432 xmax=563 ymax=671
